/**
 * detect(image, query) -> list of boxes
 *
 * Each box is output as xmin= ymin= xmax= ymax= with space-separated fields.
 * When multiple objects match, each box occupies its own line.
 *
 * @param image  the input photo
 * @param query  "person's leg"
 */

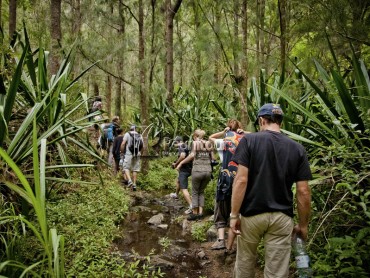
xmin=211 ymin=201 xmax=227 ymax=250
xmin=197 ymin=172 xmax=211 ymax=216
xmin=123 ymin=154 xmax=133 ymax=186
xmin=189 ymin=172 xmax=201 ymax=216
xmin=170 ymin=178 xmax=180 ymax=199
xmin=263 ymin=212 xmax=293 ymax=278
xmin=233 ymin=213 xmax=268 ymax=278
xmin=179 ymin=171 xmax=192 ymax=207
xmin=108 ymin=142 xmax=114 ymax=165
xmin=131 ymin=157 xmax=141 ymax=190
xmin=181 ymin=188 xmax=192 ymax=207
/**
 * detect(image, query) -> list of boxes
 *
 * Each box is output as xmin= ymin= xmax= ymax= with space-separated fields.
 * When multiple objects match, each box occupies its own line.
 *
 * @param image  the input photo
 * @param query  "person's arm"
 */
xmin=176 ymin=142 xmax=196 ymax=170
xmin=172 ymin=152 xmax=186 ymax=168
xmin=120 ymin=136 xmax=127 ymax=154
xmin=229 ymin=164 xmax=249 ymax=235
xmin=293 ymin=180 xmax=311 ymax=240
xmin=209 ymin=127 xmax=229 ymax=143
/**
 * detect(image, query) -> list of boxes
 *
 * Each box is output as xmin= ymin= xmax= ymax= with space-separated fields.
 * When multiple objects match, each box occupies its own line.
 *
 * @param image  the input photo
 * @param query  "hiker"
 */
xmin=170 ymin=136 xmax=193 ymax=214
xmin=112 ymin=127 xmax=124 ymax=176
xmin=97 ymin=117 xmax=110 ymax=153
xmin=89 ymin=96 xmax=102 ymax=122
xmin=120 ymin=125 xmax=144 ymax=191
xmin=107 ymin=116 xmax=121 ymax=165
xmin=230 ymin=103 xmax=312 ymax=277
xmin=176 ymin=129 xmax=213 ymax=221
xmin=209 ymin=119 xmax=247 ymax=253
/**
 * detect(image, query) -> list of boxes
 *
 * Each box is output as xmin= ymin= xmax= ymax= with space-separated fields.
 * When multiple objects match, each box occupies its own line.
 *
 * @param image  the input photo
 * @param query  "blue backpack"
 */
xmin=103 ymin=124 xmax=114 ymax=142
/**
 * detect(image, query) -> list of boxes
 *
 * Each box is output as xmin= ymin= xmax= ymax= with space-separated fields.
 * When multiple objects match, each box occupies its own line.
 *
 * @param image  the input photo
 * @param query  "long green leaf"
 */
xmin=3 ymin=43 xmax=29 ymax=123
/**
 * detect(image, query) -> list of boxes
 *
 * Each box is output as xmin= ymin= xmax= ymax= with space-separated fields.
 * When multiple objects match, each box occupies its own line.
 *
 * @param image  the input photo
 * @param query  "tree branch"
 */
xmin=119 ymin=0 xmax=139 ymax=25
xmin=78 ymin=46 xmax=133 ymax=86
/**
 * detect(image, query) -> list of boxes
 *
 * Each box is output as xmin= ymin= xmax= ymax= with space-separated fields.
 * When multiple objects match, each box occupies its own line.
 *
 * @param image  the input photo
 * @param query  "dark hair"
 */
xmin=260 ymin=115 xmax=283 ymax=125
xmin=116 ymin=127 xmax=123 ymax=134
xmin=95 ymin=96 xmax=102 ymax=101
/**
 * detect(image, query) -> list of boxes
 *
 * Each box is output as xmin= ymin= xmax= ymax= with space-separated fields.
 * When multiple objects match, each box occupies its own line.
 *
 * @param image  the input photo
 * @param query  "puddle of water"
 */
xmin=113 ymin=197 xmax=209 ymax=277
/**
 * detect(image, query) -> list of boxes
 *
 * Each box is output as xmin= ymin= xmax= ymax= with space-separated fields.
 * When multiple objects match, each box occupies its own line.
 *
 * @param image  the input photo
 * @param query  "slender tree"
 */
xmin=165 ymin=0 xmax=183 ymax=105
xmin=138 ymin=0 xmax=149 ymax=174
xmin=278 ymin=0 xmax=287 ymax=84
xmin=239 ymin=0 xmax=249 ymax=126
xmin=192 ymin=0 xmax=202 ymax=90
xmin=9 ymin=0 xmax=16 ymax=38
xmin=50 ymin=0 xmax=62 ymax=75
xmin=106 ymin=75 xmax=112 ymax=117
xmin=0 ymin=0 xmax=3 ymax=30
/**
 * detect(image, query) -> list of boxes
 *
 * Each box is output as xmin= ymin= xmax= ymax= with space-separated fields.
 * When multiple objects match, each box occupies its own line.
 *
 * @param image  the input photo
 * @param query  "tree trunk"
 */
xmin=139 ymin=0 xmax=149 ymax=174
xmin=71 ymin=0 xmax=81 ymax=79
xmin=193 ymin=0 xmax=201 ymax=90
xmin=72 ymin=0 xmax=81 ymax=35
xmin=9 ymin=0 xmax=17 ymax=38
xmin=106 ymin=75 xmax=112 ymax=117
xmin=233 ymin=0 xmax=240 ymax=77
xmin=0 ymin=0 xmax=2 ymax=29
xmin=278 ymin=0 xmax=287 ymax=84
xmin=240 ymin=0 xmax=249 ymax=127
xmin=165 ymin=0 xmax=183 ymax=105
xmin=149 ymin=0 xmax=157 ymax=88
xmin=214 ymin=2 xmax=221 ymax=84
xmin=259 ymin=0 xmax=266 ymax=69
xmin=50 ymin=0 xmax=62 ymax=75
xmin=115 ymin=1 xmax=125 ymax=119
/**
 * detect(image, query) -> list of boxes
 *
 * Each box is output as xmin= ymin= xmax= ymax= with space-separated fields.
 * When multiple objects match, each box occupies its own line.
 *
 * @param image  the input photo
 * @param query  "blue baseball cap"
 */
xmin=254 ymin=103 xmax=284 ymax=125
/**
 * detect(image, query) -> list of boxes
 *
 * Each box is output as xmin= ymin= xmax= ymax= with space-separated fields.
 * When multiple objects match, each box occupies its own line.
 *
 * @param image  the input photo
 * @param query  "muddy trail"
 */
xmin=111 ymin=189 xmax=242 ymax=278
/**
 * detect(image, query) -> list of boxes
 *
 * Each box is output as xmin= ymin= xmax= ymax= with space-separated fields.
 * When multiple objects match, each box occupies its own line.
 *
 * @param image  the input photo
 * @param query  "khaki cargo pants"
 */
xmin=233 ymin=212 xmax=294 ymax=278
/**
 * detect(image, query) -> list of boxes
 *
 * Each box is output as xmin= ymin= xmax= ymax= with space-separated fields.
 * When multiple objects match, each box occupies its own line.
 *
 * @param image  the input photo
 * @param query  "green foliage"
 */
xmin=191 ymin=221 xmax=213 ymax=242
xmin=139 ymin=157 xmax=177 ymax=191
xmin=312 ymin=229 xmax=370 ymax=277
xmin=47 ymin=171 xmax=130 ymax=276
xmin=0 ymin=121 xmax=64 ymax=277
xmin=158 ymin=237 xmax=172 ymax=253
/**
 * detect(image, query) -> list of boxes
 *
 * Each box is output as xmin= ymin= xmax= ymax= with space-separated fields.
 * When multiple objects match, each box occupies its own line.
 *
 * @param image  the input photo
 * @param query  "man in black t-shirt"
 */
xmin=230 ymin=103 xmax=312 ymax=278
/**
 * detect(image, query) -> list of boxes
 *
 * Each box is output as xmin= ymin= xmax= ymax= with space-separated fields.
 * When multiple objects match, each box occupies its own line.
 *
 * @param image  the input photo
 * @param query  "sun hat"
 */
xmin=254 ymin=103 xmax=284 ymax=125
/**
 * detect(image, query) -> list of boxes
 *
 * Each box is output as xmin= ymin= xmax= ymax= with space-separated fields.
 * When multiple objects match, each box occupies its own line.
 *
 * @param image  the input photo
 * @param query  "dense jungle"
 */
xmin=0 ymin=0 xmax=369 ymax=277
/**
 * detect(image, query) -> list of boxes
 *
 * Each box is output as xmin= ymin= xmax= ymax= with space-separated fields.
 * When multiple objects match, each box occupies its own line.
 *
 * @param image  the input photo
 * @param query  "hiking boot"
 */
xmin=170 ymin=193 xmax=178 ymax=199
xmin=184 ymin=207 xmax=193 ymax=214
xmin=187 ymin=213 xmax=199 ymax=221
xmin=132 ymin=184 xmax=137 ymax=191
xmin=211 ymin=239 xmax=226 ymax=250
xmin=127 ymin=180 xmax=133 ymax=189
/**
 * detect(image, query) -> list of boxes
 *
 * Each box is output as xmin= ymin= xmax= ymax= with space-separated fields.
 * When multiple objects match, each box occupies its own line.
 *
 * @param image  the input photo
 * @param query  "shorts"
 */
xmin=178 ymin=171 xmax=191 ymax=189
xmin=123 ymin=154 xmax=141 ymax=172
xmin=214 ymin=196 xmax=231 ymax=229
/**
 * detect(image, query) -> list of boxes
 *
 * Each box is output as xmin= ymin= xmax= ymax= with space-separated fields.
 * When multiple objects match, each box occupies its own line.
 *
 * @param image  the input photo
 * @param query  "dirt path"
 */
xmin=113 ymin=189 xmax=264 ymax=278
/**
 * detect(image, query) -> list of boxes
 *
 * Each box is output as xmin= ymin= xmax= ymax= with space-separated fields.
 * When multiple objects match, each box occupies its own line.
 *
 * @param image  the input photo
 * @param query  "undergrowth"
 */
xmin=47 ymin=167 xmax=131 ymax=276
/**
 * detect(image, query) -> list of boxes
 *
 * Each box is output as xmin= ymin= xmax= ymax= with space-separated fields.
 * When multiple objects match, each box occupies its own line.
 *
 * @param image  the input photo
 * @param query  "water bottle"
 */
xmin=293 ymin=236 xmax=313 ymax=278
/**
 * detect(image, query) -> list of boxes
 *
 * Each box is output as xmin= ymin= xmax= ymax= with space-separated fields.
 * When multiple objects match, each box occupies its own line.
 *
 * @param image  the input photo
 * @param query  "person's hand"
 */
xmin=237 ymin=128 xmax=244 ymax=134
xmin=292 ymin=224 xmax=308 ymax=241
xmin=230 ymin=218 xmax=241 ymax=235
xmin=175 ymin=163 xmax=181 ymax=171
xmin=224 ymin=127 xmax=230 ymax=133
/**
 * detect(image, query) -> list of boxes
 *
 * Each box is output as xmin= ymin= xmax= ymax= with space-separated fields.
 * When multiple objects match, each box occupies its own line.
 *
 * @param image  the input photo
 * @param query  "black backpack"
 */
xmin=128 ymin=132 xmax=144 ymax=156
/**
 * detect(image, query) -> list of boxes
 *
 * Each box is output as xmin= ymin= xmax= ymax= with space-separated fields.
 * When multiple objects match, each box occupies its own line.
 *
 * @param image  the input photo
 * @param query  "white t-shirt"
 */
xmin=214 ymin=139 xmax=224 ymax=162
